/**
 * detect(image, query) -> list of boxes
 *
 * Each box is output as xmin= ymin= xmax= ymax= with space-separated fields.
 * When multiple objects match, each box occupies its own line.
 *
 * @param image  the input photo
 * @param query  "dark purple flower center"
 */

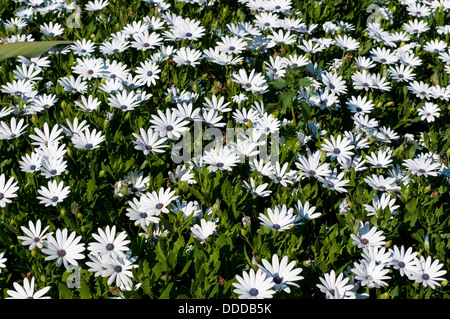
xmin=58 ymin=249 xmax=66 ymax=257
xmin=106 ymin=243 xmax=114 ymax=251
xmin=273 ymin=276 xmax=283 ymax=284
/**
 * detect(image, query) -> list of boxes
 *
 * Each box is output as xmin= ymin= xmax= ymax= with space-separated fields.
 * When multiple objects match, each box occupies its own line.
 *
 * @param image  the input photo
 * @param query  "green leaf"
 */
xmin=78 ymin=280 xmax=92 ymax=299
xmin=298 ymin=77 xmax=313 ymax=87
xmin=279 ymin=91 xmax=292 ymax=113
xmin=58 ymin=282 xmax=74 ymax=299
xmin=270 ymin=78 xmax=287 ymax=90
xmin=0 ymin=41 xmax=73 ymax=61
xmin=159 ymin=282 xmax=174 ymax=299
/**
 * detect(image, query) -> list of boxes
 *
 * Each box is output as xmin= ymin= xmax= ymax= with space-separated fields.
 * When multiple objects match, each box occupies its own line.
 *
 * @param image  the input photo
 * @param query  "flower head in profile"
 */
xmin=258 ymin=204 xmax=301 ymax=232
xmin=71 ymin=128 xmax=105 ymax=150
xmin=316 ymin=270 xmax=355 ymax=299
xmin=202 ymin=144 xmax=240 ymax=173
xmin=233 ymin=268 xmax=276 ymax=299
xmin=6 ymin=277 xmax=51 ymax=299
xmin=0 ymin=174 xmax=19 ymax=208
xmin=190 ymin=218 xmax=217 ymax=244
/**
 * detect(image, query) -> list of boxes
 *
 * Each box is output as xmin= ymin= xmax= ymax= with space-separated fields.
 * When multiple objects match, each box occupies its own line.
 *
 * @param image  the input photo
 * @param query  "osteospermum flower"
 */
xmin=258 ymin=254 xmax=304 ymax=293
xmin=410 ymin=256 xmax=447 ymax=289
xmin=71 ymin=128 xmax=105 ymax=150
xmin=132 ymin=127 xmax=169 ymax=155
xmin=403 ymin=156 xmax=441 ymax=177
xmin=351 ymin=259 xmax=391 ymax=288
xmin=37 ymin=180 xmax=70 ymax=207
xmin=388 ymin=245 xmax=420 ymax=277
xmin=316 ymin=270 xmax=355 ymax=299
xmin=41 ymin=228 xmax=85 ymax=269
xmin=233 ymin=268 xmax=276 ymax=299
xmin=6 ymin=277 xmax=51 ymax=299
xmin=350 ymin=221 xmax=386 ymax=249
xmin=150 ymin=109 xmax=190 ymax=140
xmin=140 ymin=187 xmax=179 ymax=215
xmin=258 ymin=204 xmax=301 ymax=232
xmin=0 ymin=174 xmax=19 ymax=207
xmin=101 ymin=254 xmax=136 ymax=291
xmin=231 ymin=68 xmax=268 ymax=94
xmin=0 ymin=117 xmax=29 ymax=140
xmin=321 ymin=134 xmax=355 ymax=162
xmin=18 ymin=219 xmax=50 ymax=250
xmin=418 ymin=102 xmax=440 ymax=123
xmin=0 ymin=252 xmax=6 ymax=273
xmin=88 ymin=225 xmax=130 ymax=260
xmin=190 ymin=218 xmax=217 ymax=244
xmin=173 ymin=46 xmax=203 ymax=67
xmin=202 ymin=144 xmax=240 ymax=172
xmin=294 ymin=200 xmax=321 ymax=220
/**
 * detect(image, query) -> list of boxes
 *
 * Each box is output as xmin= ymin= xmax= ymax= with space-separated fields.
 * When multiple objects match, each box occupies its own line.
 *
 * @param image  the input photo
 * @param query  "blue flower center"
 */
xmin=51 ymin=196 xmax=59 ymax=202
xmin=249 ymin=288 xmax=259 ymax=296
xmin=106 ymin=243 xmax=114 ymax=251
xmin=85 ymin=143 xmax=93 ymax=149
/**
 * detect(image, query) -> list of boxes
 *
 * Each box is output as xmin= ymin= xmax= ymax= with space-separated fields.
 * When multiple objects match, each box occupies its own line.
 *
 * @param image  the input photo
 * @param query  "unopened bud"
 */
xmin=380 ymin=292 xmax=389 ymax=299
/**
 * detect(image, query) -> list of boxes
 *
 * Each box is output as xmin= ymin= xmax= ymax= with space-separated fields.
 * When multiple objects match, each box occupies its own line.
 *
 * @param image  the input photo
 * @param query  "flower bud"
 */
xmin=380 ymin=292 xmax=389 ymax=299
xmin=242 ymin=216 xmax=251 ymax=227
